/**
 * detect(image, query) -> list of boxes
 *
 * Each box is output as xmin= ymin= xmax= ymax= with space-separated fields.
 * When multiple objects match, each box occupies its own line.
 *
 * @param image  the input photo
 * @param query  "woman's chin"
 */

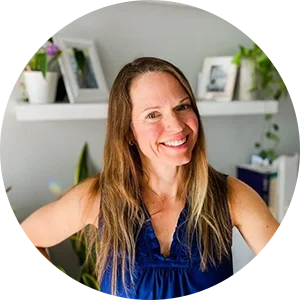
xmin=162 ymin=154 xmax=192 ymax=167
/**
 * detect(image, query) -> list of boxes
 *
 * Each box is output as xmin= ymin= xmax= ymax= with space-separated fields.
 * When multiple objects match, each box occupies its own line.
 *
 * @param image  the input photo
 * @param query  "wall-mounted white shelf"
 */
xmin=15 ymin=100 xmax=279 ymax=121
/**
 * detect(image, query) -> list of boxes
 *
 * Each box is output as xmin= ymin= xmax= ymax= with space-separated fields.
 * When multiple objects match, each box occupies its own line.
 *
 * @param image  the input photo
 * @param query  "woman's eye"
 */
xmin=177 ymin=104 xmax=191 ymax=111
xmin=145 ymin=105 xmax=191 ymax=119
xmin=146 ymin=112 xmax=158 ymax=119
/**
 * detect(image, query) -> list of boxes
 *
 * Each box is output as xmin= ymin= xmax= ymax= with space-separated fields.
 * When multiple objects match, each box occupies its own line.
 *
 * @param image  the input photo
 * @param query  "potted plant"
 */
xmin=233 ymin=41 xmax=288 ymax=100
xmin=23 ymin=38 xmax=62 ymax=104
xmin=233 ymin=43 xmax=287 ymax=164
xmin=70 ymin=143 xmax=100 ymax=298
xmin=57 ymin=143 xmax=100 ymax=291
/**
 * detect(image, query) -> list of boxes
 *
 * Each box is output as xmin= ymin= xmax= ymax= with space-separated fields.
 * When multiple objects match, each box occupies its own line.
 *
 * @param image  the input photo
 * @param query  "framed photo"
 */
xmin=197 ymin=56 xmax=238 ymax=101
xmin=53 ymin=36 xmax=109 ymax=104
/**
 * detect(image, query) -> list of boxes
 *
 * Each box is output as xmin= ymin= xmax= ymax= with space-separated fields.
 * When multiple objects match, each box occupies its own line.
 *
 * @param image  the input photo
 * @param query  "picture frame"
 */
xmin=53 ymin=36 xmax=109 ymax=104
xmin=197 ymin=56 xmax=238 ymax=101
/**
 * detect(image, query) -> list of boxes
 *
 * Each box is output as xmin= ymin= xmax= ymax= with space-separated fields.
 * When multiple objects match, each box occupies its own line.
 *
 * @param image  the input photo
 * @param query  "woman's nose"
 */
xmin=164 ymin=113 xmax=185 ymax=133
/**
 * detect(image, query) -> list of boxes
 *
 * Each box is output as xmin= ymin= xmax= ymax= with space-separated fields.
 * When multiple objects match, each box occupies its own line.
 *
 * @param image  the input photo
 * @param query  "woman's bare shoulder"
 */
xmin=73 ymin=175 xmax=101 ymax=227
xmin=227 ymin=175 xmax=262 ymax=224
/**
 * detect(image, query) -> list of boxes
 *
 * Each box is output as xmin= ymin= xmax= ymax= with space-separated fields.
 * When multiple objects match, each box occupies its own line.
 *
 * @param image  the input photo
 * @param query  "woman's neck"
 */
xmin=142 ymin=162 xmax=179 ymax=203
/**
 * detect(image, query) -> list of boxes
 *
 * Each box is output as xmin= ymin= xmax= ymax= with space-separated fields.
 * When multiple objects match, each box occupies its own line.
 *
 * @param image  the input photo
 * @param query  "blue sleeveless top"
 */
xmin=100 ymin=198 xmax=233 ymax=299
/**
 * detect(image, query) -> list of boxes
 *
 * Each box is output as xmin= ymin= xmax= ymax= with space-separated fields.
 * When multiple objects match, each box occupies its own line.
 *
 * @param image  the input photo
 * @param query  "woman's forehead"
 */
xmin=130 ymin=72 xmax=188 ymax=110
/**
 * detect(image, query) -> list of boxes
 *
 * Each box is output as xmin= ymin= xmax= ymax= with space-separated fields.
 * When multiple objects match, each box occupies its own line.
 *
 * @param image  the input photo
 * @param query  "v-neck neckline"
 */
xmin=142 ymin=201 xmax=188 ymax=260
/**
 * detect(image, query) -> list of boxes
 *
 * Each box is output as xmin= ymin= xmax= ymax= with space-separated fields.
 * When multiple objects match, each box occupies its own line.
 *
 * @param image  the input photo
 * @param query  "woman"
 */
xmin=21 ymin=57 xmax=279 ymax=299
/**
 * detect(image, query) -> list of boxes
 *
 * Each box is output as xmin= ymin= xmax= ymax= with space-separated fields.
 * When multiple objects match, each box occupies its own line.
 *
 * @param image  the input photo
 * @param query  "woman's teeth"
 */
xmin=163 ymin=137 xmax=187 ymax=147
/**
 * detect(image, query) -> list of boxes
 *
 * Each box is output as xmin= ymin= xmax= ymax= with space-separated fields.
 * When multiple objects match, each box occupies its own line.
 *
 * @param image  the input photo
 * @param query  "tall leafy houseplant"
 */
xmin=233 ymin=43 xmax=288 ymax=163
xmin=70 ymin=143 xmax=100 ymax=296
xmin=58 ymin=143 xmax=99 ymax=290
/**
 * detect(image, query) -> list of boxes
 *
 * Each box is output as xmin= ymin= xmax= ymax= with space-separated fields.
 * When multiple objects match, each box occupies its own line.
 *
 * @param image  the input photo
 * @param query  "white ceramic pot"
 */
xmin=237 ymin=59 xmax=257 ymax=101
xmin=23 ymin=71 xmax=58 ymax=104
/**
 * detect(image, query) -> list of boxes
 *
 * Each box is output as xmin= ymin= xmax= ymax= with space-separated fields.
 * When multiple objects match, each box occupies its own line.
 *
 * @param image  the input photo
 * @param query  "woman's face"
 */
xmin=130 ymin=71 xmax=199 ymax=169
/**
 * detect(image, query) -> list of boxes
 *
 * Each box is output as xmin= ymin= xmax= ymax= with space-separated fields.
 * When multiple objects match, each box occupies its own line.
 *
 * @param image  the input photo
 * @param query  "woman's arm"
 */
xmin=21 ymin=177 xmax=100 ymax=258
xmin=228 ymin=175 xmax=280 ymax=254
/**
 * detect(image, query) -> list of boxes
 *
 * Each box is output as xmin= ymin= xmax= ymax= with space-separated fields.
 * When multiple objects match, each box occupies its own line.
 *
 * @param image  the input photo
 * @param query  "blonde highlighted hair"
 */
xmin=82 ymin=57 xmax=232 ymax=295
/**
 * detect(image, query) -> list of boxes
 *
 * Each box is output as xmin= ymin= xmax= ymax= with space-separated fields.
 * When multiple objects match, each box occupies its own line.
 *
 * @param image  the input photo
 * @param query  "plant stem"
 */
xmin=259 ymin=116 xmax=268 ymax=150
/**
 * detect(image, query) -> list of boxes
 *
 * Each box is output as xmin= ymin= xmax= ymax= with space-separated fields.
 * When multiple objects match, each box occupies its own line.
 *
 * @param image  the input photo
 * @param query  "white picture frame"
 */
xmin=197 ymin=56 xmax=238 ymax=101
xmin=53 ymin=36 xmax=109 ymax=104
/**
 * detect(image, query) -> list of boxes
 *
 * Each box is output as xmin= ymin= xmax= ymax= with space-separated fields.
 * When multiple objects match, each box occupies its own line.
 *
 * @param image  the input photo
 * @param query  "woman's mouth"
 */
xmin=160 ymin=135 xmax=189 ymax=147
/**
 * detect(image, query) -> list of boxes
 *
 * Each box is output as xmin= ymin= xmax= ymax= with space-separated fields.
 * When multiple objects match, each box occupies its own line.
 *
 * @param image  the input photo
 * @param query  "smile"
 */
xmin=161 ymin=136 xmax=188 ymax=147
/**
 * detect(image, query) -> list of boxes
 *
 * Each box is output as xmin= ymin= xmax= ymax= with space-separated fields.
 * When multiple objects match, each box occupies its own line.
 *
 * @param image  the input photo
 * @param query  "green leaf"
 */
xmin=28 ymin=54 xmax=37 ymax=70
xmin=257 ymin=55 xmax=272 ymax=68
xmin=264 ymin=114 xmax=273 ymax=121
xmin=239 ymin=45 xmax=246 ymax=57
xmin=274 ymin=89 xmax=282 ymax=100
xmin=70 ymin=232 xmax=96 ymax=270
xmin=273 ymin=123 xmax=279 ymax=131
xmin=74 ymin=143 xmax=89 ymax=185
xmin=37 ymin=53 xmax=48 ymax=78
xmin=254 ymin=142 xmax=261 ymax=148
xmin=232 ymin=53 xmax=241 ymax=66
xmin=261 ymin=75 xmax=273 ymax=89
xmin=81 ymin=273 xmax=100 ymax=290
xmin=266 ymin=149 xmax=277 ymax=162
xmin=70 ymin=234 xmax=88 ymax=266
xmin=253 ymin=46 xmax=261 ymax=56
xmin=6 ymin=186 xmax=12 ymax=193
xmin=259 ymin=150 xmax=268 ymax=159
xmin=252 ymin=40 xmax=262 ymax=49
xmin=56 ymin=265 xmax=68 ymax=275
xmin=266 ymin=131 xmax=280 ymax=142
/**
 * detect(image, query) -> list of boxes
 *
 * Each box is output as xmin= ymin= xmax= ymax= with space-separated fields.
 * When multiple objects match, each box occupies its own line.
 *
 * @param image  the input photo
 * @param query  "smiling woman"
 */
xmin=21 ymin=57 xmax=279 ymax=299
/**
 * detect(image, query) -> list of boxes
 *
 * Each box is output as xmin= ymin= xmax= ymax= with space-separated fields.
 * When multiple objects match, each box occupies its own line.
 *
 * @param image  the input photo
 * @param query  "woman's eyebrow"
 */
xmin=142 ymin=96 xmax=190 ymax=112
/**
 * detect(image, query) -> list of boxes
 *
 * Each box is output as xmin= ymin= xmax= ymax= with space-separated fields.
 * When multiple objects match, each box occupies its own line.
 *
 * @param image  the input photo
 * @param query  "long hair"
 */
xmin=83 ymin=57 xmax=232 ymax=295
